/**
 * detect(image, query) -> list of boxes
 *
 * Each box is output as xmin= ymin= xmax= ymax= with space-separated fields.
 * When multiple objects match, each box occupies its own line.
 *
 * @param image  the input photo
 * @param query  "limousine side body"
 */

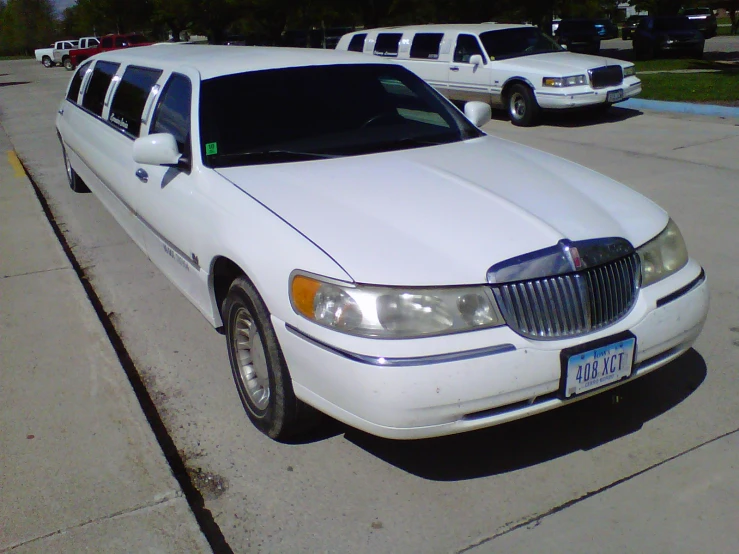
xmin=336 ymin=24 xmax=641 ymax=126
xmin=56 ymin=46 xmax=707 ymax=442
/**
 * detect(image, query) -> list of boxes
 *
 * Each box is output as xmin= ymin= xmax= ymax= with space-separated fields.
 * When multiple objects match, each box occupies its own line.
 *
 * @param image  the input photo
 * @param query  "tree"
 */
xmin=0 ymin=0 xmax=57 ymax=55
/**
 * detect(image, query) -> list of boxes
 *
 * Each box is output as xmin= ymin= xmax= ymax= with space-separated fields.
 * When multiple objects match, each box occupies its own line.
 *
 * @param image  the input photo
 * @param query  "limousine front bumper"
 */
xmin=536 ymin=78 xmax=642 ymax=109
xmin=276 ymin=261 xmax=707 ymax=439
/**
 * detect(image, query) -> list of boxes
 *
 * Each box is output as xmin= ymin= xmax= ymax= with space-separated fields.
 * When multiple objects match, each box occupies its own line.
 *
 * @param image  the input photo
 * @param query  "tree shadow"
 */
xmin=344 ymin=349 xmax=706 ymax=481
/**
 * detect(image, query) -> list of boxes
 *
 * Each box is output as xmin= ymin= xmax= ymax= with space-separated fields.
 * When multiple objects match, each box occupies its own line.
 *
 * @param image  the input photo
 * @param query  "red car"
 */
xmin=67 ymin=34 xmax=153 ymax=70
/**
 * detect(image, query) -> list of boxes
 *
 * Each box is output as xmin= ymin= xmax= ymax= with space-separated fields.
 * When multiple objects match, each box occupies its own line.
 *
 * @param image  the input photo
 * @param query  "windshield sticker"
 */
xmin=205 ymin=142 xmax=218 ymax=155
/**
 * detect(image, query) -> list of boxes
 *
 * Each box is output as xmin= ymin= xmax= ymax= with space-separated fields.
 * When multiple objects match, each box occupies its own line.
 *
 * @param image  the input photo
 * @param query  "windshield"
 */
xmin=682 ymin=8 xmax=711 ymax=16
xmin=200 ymin=64 xmax=482 ymax=168
xmin=654 ymin=17 xmax=696 ymax=31
xmin=479 ymin=28 xmax=562 ymax=60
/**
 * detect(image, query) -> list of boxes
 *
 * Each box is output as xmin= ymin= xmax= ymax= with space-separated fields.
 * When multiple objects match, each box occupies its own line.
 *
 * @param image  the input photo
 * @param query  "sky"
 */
xmin=52 ymin=0 xmax=76 ymax=13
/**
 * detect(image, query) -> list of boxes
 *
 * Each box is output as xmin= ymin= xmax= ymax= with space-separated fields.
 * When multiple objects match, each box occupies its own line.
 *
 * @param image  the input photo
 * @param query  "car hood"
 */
xmin=216 ymin=136 xmax=666 ymax=286
xmin=497 ymin=52 xmax=625 ymax=74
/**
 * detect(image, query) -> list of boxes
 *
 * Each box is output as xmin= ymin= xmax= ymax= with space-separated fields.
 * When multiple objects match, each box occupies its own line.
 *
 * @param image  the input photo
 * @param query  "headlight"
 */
xmin=290 ymin=273 xmax=505 ymax=338
xmin=623 ymin=65 xmax=636 ymax=77
xmin=542 ymin=74 xmax=588 ymax=87
xmin=637 ymin=219 xmax=689 ymax=287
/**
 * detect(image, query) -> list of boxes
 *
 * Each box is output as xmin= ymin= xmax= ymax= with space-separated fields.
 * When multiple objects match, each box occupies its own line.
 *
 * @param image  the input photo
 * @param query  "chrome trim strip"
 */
xmin=285 ymin=324 xmax=516 ymax=367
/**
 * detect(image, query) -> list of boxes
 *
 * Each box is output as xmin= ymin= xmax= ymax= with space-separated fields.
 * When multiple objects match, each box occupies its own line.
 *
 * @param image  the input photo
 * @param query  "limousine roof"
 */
xmin=90 ymin=45 xmax=387 ymax=80
xmin=346 ymin=23 xmax=531 ymax=35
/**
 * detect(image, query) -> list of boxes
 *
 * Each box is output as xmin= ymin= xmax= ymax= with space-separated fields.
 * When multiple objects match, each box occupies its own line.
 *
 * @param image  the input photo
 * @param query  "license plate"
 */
xmin=607 ymin=89 xmax=624 ymax=103
xmin=563 ymin=337 xmax=635 ymax=398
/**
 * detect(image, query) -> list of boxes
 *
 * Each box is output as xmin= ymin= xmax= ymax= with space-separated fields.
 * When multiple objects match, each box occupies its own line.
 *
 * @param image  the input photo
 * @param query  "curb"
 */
xmin=620 ymin=98 xmax=739 ymax=118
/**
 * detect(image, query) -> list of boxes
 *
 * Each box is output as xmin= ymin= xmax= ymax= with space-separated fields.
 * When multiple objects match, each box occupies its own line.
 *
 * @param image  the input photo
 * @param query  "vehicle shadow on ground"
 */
xmin=344 ymin=349 xmax=706 ymax=481
xmin=488 ymin=106 xmax=642 ymax=129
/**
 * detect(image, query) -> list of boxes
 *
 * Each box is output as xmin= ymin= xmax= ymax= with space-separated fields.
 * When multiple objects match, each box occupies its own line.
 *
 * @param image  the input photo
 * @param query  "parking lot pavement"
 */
xmin=1 ymin=59 xmax=738 ymax=554
xmin=0 ymin=120 xmax=210 ymax=551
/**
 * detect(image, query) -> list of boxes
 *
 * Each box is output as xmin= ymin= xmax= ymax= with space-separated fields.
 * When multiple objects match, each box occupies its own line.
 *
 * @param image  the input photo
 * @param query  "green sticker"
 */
xmin=205 ymin=142 xmax=218 ymax=155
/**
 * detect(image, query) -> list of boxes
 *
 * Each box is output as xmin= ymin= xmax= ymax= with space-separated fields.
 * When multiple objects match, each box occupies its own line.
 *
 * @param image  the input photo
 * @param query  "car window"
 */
xmin=81 ymin=61 xmax=120 ymax=117
xmin=199 ymin=64 xmax=481 ymax=168
xmin=109 ymin=66 xmax=163 ymax=137
xmin=374 ymin=33 xmax=402 ymax=57
xmin=480 ymin=28 xmax=561 ymax=60
xmin=453 ymin=34 xmax=484 ymax=63
xmin=348 ymin=33 xmax=366 ymax=52
xmin=151 ymin=73 xmax=192 ymax=157
xmin=410 ymin=33 xmax=444 ymax=59
xmin=101 ymin=37 xmax=113 ymax=48
xmin=654 ymin=17 xmax=695 ymax=30
xmin=682 ymin=8 xmax=711 ymax=15
xmin=66 ymin=60 xmax=93 ymax=104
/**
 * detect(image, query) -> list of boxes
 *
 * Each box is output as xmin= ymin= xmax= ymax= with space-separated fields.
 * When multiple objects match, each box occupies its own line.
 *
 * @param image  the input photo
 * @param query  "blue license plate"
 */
xmin=564 ymin=337 xmax=635 ymax=398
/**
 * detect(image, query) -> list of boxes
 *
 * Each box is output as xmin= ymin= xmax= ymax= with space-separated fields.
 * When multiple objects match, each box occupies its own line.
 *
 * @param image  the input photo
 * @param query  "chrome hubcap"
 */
xmin=234 ymin=307 xmax=270 ymax=411
xmin=510 ymin=93 xmax=526 ymax=119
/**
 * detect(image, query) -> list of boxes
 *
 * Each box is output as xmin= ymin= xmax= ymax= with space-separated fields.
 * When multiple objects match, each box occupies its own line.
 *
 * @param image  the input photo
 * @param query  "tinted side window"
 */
xmin=109 ymin=66 xmax=163 ymax=137
xmin=374 ymin=33 xmax=402 ymax=57
xmin=151 ymin=73 xmax=192 ymax=157
xmin=67 ymin=60 xmax=92 ymax=104
xmin=348 ymin=33 xmax=366 ymax=52
xmin=453 ymin=34 xmax=483 ymax=63
xmin=81 ymin=61 xmax=120 ymax=117
xmin=410 ymin=33 xmax=443 ymax=59
xmin=101 ymin=37 xmax=113 ymax=48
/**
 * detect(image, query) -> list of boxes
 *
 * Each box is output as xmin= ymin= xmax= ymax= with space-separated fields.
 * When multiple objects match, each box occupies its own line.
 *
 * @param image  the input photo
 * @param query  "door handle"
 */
xmin=135 ymin=168 xmax=149 ymax=183
xmin=450 ymin=66 xmax=460 ymax=72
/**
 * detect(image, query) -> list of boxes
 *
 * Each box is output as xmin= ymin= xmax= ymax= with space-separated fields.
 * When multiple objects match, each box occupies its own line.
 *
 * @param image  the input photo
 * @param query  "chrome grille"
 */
xmin=589 ymin=66 xmax=623 ymax=89
xmin=492 ymin=253 xmax=640 ymax=340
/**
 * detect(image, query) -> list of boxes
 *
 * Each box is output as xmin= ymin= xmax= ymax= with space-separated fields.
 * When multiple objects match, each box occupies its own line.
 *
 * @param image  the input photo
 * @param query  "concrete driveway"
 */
xmin=1 ymin=58 xmax=737 ymax=553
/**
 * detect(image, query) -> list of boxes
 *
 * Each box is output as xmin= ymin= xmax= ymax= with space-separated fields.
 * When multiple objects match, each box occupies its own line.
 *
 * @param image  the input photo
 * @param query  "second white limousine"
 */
xmin=57 ymin=46 xmax=705 ymax=441
xmin=336 ymin=23 xmax=642 ymax=126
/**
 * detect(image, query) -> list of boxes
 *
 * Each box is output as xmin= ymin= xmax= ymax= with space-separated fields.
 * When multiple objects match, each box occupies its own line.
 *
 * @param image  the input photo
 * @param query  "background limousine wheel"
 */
xmin=60 ymin=140 xmax=90 ymax=193
xmin=223 ymin=276 xmax=319 ymax=440
xmin=507 ymin=84 xmax=540 ymax=127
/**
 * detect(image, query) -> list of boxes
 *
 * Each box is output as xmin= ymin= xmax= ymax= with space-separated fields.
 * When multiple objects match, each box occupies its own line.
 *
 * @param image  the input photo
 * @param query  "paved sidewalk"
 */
xmin=0 ymin=128 xmax=211 ymax=551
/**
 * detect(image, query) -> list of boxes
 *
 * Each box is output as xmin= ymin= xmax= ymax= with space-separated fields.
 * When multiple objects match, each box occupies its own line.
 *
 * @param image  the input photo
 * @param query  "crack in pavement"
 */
xmin=455 ymin=427 xmax=739 ymax=554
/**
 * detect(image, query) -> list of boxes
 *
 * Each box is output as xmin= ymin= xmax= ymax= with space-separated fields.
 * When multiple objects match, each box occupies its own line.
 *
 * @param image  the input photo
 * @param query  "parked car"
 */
xmin=58 ymin=37 xmax=98 ymax=70
xmin=622 ymin=15 xmax=648 ymax=40
xmin=681 ymin=7 xmax=718 ymax=38
xmin=554 ymin=19 xmax=601 ymax=54
xmin=35 ymin=40 xmax=77 ymax=68
xmin=66 ymin=33 xmax=153 ymax=70
xmin=336 ymin=24 xmax=640 ymax=126
xmin=594 ymin=18 xmax=620 ymax=40
xmin=633 ymin=16 xmax=705 ymax=60
xmin=56 ymin=46 xmax=708 ymax=441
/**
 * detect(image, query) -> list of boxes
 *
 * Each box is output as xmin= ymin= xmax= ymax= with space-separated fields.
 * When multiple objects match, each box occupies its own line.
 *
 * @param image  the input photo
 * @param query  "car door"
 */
xmin=448 ymin=34 xmax=492 ymax=103
xmin=134 ymin=69 xmax=205 ymax=305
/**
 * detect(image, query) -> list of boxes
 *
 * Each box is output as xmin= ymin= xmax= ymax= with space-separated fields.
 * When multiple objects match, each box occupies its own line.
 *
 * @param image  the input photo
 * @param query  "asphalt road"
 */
xmin=1 ymin=58 xmax=738 ymax=553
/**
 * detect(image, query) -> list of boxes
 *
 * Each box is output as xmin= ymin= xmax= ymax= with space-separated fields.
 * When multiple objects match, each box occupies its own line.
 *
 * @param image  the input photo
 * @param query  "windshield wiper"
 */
xmin=212 ymin=149 xmax=339 ymax=167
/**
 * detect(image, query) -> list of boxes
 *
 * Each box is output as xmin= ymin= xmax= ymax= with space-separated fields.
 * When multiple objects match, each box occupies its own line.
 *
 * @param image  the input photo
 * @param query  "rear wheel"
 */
xmin=63 ymin=57 xmax=74 ymax=71
xmin=42 ymin=56 xmax=52 ymax=68
xmin=223 ymin=276 xmax=320 ymax=441
xmin=507 ymin=84 xmax=540 ymax=127
xmin=60 ymin=140 xmax=89 ymax=193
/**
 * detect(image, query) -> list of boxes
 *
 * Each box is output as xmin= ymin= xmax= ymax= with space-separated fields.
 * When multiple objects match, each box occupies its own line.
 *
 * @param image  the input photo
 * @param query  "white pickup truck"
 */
xmin=34 ymin=37 xmax=98 ymax=68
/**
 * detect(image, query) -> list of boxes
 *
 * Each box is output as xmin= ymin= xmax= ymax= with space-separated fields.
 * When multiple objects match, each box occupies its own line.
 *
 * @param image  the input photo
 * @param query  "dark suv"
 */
xmin=680 ymin=7 xmax=718 ymax=38
xmin=633 ymin=16 xmax=705 ymax=60
xmin=622 ymin=15 xmax=648 ymax=40
xmin=554 ymin=19 xmax=600 ymax=54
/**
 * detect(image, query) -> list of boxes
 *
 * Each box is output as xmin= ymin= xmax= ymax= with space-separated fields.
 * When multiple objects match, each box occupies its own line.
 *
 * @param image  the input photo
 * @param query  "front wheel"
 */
xmin=507 ymin=84 xmax=540 ymax=127
xmin=223 ymin=276 xmax=319 ymax=441
xmin=42 ymin=56 xmax=52 ymax=68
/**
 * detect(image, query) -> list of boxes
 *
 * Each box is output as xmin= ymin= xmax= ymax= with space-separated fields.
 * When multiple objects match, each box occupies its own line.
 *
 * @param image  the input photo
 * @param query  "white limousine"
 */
xmin=57 ymin=46 xmax=707 ymax=441
xmin=336 ymin=23 xmax=642 ymax=126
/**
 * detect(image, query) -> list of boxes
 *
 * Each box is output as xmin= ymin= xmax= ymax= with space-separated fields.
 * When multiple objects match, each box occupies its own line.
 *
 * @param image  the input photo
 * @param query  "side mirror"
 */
xmin=464 ymin=101 xmax=492 ymax=128
xmin=469 ymin=54 xmax=484 ymax=66
xmin=133 ymin=133 xmax=181 ymax=166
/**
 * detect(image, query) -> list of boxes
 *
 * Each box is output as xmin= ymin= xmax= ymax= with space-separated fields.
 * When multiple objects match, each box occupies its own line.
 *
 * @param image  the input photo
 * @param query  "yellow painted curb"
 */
xmin=7 ymin=150 xmax=25 ymax=178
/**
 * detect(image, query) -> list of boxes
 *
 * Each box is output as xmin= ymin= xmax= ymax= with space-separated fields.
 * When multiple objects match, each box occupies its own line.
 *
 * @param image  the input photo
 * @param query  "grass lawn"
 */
xmin=634 ymin=58 xmax=737 ymax=72
xmin=638 ymin=71 xmax=739 ymax=104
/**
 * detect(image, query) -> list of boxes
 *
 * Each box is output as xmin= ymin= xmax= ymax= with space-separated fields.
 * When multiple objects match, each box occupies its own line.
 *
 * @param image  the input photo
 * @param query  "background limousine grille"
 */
xmin=491 ymin=253 xmax=640 ymax=340
xmin=589 ymin=66 xmax=624 ymax=89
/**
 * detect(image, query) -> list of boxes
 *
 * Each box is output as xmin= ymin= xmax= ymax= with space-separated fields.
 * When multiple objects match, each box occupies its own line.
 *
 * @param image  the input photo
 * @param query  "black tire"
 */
xmin=692 ymin=46 xmax=704 ymax=59
xmin=590 ymin=41 xmax=601 ymax=55
xmin=635 ymin=42 xmax=654 ymax=60
xmin=506 ymin=83 xmax=540 ymax=127
xmin=42 ymin=56 xmax=52 ymax=68
xmin=63 ymin=57 xmax=74 ymax=71
xmin=223 ymin=275 xmax=319 ymax=440
xmin=60 ymin=139 xmax=90 ymax=193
